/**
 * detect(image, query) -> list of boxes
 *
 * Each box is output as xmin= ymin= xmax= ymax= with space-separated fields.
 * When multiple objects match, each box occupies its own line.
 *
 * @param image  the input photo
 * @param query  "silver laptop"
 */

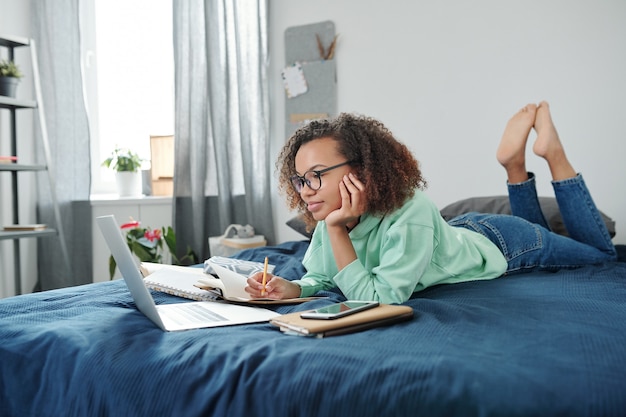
xmin=96 ymin=215 xmax=279 ymax=331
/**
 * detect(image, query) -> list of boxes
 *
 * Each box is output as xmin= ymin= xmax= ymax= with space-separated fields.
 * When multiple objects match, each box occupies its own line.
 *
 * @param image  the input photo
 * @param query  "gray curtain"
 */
xmin=31 ymin=0 xmax=92 ymax=290
xmin=172 ymin=0 xmax=274 ymax=261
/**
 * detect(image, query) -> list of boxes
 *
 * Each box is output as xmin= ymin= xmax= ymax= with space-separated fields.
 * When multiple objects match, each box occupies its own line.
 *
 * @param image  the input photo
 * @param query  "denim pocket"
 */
xmin=448 ymin=212 xmax=543 ymax=263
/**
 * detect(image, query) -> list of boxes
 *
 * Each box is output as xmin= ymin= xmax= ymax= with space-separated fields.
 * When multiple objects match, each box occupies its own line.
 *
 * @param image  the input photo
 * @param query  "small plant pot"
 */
xmin=115 ymin=171 xmax=143 ymax=197
xmin=0 ymin=76 xmax=20 ymax=98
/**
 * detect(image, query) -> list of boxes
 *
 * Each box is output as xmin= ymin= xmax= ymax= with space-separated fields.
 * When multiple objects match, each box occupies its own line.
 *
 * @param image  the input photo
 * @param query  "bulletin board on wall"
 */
xmin=283 ymin=20 xmax=337 ymax=140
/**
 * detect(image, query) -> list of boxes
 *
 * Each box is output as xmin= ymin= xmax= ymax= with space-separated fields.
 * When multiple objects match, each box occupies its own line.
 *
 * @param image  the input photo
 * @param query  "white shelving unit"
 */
xmin=0 ymin=34 xmax=69 ymax=295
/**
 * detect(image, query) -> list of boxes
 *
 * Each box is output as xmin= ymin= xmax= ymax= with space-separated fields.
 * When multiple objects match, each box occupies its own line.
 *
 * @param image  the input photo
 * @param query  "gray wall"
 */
xmin=269 ymin=0 xmax=626 ymax=245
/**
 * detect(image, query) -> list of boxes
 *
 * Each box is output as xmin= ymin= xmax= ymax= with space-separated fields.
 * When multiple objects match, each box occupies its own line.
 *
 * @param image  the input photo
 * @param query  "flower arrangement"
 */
xmin=101 ymin=148 xmax=143 ymax=173
xmin=109 ymin=219 xmax=199 ymax=279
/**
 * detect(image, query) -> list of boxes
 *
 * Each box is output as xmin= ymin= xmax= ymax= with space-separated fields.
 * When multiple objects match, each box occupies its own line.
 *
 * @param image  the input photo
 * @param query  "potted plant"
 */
xmin=108 ymin=219 xmax=199 ymax=279
xmin=0 ymin=59 xmax=23 ymax=98
xmin=102 ymin=147 xmax=144 ymax=197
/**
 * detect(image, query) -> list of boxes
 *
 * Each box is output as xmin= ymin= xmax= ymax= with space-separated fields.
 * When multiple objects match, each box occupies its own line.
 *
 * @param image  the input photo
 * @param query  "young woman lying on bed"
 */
xmin=246 ymin=102 xmax=617 ymax=304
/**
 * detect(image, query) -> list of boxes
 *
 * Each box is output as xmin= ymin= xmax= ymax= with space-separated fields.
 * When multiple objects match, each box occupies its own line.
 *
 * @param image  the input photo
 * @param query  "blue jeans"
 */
xmin=447 ymin=173 xmax=617 ymax=274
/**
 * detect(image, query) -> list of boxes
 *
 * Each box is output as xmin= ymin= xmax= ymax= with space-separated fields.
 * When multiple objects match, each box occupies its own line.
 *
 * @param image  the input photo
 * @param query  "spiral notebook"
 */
xmin=143 ymin=260 xmax=320 ymax=305
xmin=141 ymin=264 xmax=217 ymax=302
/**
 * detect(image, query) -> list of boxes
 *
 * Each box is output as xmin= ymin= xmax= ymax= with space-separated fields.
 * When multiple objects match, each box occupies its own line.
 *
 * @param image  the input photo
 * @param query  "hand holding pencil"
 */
xmin=244 ymin=257 xmax=303 ymax=300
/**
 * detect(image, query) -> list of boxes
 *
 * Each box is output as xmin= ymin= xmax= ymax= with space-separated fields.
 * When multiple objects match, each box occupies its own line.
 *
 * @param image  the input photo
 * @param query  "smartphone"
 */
xmin=300 ymin=301 xmax=379 ymax=320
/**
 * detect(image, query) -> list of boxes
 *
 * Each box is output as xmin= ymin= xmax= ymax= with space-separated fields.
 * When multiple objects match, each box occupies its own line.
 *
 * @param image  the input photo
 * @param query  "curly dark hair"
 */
xmin=277 ymin=113 xmax=427 ymax=229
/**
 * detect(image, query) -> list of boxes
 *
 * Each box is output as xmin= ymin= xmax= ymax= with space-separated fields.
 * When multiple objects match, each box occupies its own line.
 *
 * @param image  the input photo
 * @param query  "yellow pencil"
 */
xmin=261 ymin=256 xmax=269 ymax=296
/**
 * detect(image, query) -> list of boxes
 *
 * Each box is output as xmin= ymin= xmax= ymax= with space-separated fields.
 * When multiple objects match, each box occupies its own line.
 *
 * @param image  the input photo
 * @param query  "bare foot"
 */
xmin=533 ymin=101 xmax=576 ymax=181
xmin=497 ymin=103 xmax=537 ymax=183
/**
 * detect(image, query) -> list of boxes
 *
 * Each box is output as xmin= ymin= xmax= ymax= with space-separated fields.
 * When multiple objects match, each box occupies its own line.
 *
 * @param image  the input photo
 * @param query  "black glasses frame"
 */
xmin=290 ymin=160 xmax=354 ymax=192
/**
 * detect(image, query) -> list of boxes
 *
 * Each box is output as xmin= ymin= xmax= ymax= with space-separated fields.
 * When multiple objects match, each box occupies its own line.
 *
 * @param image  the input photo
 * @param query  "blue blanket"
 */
xmin=1 ymin=242 xmax=626 ymax=417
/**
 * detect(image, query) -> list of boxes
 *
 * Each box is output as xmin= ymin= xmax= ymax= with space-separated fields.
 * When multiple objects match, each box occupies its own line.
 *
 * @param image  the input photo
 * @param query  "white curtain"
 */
xmin=31 ymin=0 xmax=92 ymax=290
xmin=172 ymin=0 xmax=274 ymax=260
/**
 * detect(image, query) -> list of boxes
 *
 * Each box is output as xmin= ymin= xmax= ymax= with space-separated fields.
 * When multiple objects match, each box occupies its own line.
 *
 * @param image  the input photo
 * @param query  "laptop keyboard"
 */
xmin=162 ymin=303 xmax=228 ymax=326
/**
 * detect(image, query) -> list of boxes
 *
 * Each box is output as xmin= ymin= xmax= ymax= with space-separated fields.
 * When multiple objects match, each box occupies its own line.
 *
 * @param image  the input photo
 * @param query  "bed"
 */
xmin=1 ymin=204 xmax=626 ymax=416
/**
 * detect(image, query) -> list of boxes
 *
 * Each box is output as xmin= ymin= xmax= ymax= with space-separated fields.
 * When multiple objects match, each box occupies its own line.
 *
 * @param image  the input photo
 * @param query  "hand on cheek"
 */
xmin=327 ymin=173 xmax=366 ymax=228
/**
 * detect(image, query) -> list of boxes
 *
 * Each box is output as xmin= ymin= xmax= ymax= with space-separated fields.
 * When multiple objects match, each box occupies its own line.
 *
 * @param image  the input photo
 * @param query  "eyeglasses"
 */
xmin=290 ymin=161 xmax=354 ymax=193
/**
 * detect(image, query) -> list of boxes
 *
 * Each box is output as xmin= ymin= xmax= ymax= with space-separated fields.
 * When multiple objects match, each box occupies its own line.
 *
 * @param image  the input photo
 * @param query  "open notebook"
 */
xmin=143 ymin=259 xmax=319 ymax=305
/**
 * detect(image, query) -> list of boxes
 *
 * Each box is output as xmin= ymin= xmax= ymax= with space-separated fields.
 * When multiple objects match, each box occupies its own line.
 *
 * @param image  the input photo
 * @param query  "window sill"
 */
xmin=89 ymin=194 xmax=173 ymax=206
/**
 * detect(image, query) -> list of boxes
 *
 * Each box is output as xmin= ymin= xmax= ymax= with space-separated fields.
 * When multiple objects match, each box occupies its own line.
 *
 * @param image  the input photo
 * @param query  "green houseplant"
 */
xmin=0 ymin=59 xmax=23 ymax=98
xmin=102 ymin=148 xmax=144 ymax=196
xmin=101 ymin=147 xmax=143 ymax=172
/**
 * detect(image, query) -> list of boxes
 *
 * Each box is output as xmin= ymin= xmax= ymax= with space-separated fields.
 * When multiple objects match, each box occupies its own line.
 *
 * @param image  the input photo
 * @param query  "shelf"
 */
xmin=0 ymin=163 xmax=47 ymax=171
xmin=0 ymin=229 xmax=57 ymax=241
xmin=0 ymin=34 xmax=30 ymax=48
xmin=0 ymin=95 xmax=37 ymax=109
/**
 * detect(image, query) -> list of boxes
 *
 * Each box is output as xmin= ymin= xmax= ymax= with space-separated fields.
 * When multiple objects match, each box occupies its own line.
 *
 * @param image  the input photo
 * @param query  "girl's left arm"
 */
xmin=333 ymin=223 xmax=436 ymax=304
xmin=325 ymin=173 xmax=366 ymax=270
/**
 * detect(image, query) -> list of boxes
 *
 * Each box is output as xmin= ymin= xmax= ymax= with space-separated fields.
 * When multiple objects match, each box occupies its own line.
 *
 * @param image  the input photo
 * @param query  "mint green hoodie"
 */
xmin=293 ymin=190 xmax=507 ymax=304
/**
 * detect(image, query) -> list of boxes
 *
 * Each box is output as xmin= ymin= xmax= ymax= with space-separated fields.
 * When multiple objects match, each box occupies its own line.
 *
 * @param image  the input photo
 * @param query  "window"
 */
xmin=82 ymin=0 xmax=174 ymax=195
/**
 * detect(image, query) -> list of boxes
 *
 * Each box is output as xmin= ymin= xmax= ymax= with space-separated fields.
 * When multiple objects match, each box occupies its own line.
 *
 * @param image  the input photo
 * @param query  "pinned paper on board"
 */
xmin=289 ymin=113 xmax=328 ymax=124
xmin=281 ymin=63 xmax=308 ymax=98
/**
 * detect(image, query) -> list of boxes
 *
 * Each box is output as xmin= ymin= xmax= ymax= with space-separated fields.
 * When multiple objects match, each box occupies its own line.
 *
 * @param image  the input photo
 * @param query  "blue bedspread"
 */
xmin=1 ymin=242 xmax=626 ymax=417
